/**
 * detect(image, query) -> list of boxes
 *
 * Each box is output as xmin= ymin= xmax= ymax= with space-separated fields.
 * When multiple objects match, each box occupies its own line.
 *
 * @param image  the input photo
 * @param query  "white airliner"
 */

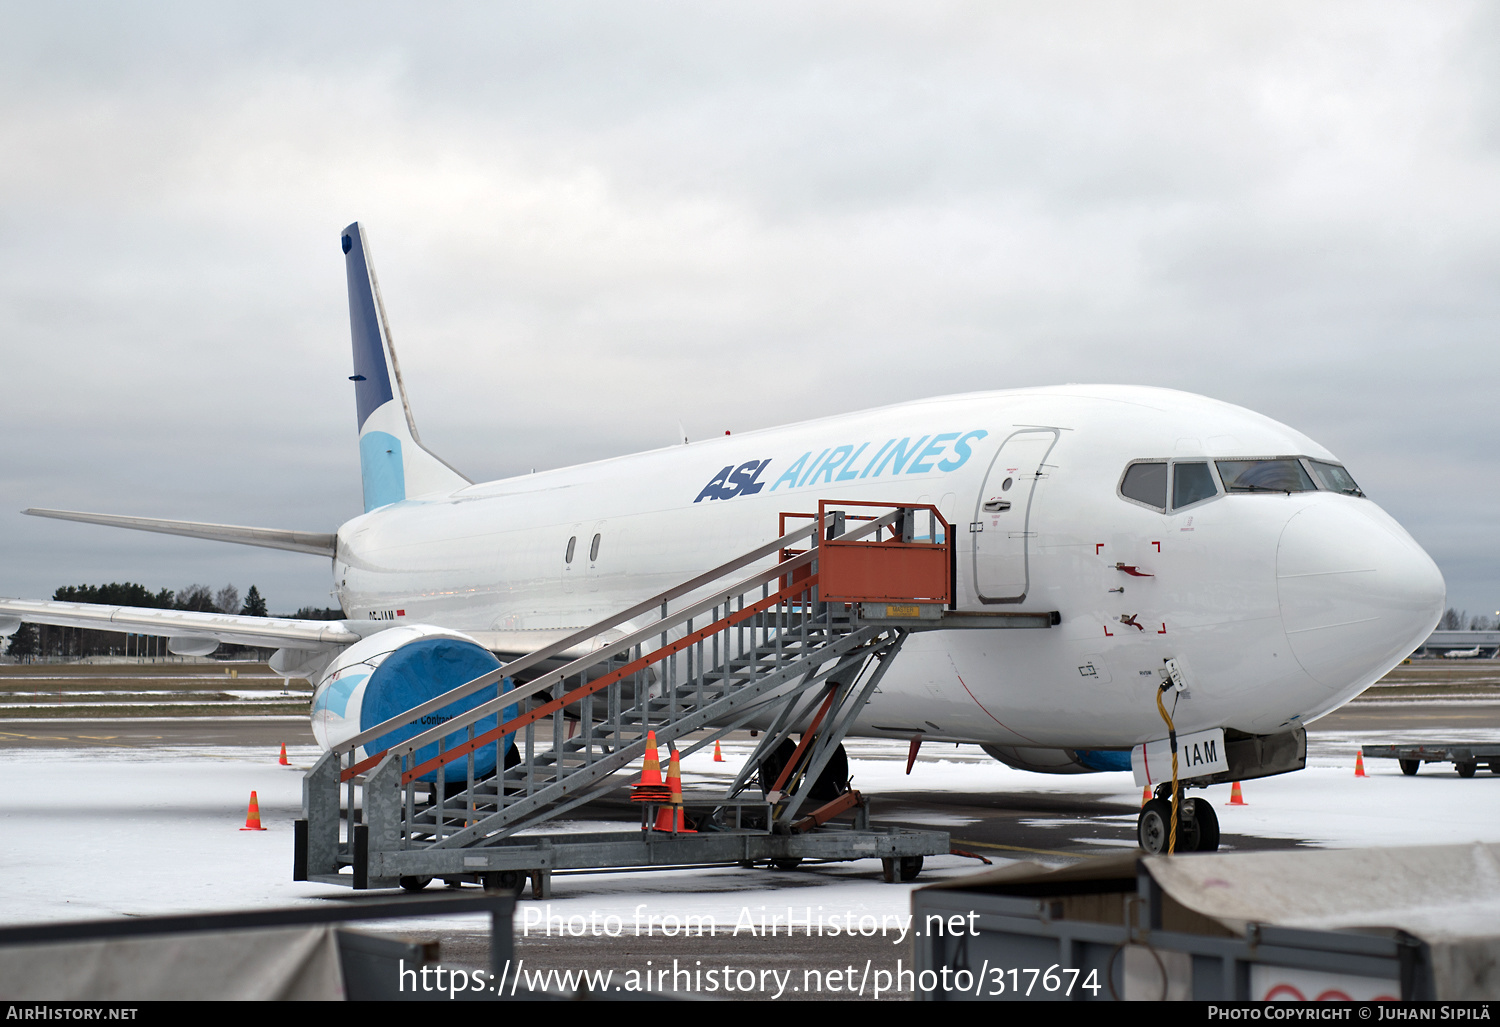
xmin=0 ymin=223 xmax=1446 ymax=853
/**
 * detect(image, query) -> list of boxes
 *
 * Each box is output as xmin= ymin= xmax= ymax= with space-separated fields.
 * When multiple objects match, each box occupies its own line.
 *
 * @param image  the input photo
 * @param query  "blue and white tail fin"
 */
xmin=342 ymin=223 xmax=471 ymax=512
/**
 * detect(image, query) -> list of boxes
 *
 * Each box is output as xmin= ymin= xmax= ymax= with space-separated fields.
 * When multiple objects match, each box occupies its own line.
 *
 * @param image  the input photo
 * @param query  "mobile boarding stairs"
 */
xmin=297 ymin=501 xmax=1057 ymax=894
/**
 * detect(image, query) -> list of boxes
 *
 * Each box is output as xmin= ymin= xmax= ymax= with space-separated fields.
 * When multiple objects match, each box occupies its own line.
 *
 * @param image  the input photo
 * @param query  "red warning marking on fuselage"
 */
xmin=1158 ymin=622 xmax=1167 ymax=634
xmin=1102 ymin=624 xmax=1113 ymax=637
xmin=1095 ymin=543 xmax=1104 ymax=554
xmin=1152 ymin=541 xmax=1161 ymax=552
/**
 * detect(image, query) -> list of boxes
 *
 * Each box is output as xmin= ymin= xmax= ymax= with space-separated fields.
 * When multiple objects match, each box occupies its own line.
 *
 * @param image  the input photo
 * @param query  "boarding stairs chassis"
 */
xmin=297 ymin=502 xmax=1054 ymax=890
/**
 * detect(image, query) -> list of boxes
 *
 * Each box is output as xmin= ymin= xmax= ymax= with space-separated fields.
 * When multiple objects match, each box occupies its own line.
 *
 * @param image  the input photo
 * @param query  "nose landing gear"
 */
xmin=1137 ymin=786 xmax=1220 ymax=854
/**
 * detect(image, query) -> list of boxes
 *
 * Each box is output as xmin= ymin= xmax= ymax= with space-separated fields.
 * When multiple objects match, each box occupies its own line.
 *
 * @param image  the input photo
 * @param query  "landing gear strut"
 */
xmin=1137 ymin=787 xmax=1219 ymax=854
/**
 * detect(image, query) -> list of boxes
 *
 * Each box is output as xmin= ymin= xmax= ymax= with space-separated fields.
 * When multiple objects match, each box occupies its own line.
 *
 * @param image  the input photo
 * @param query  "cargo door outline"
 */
xmin=972 ymin=428 xmax=1059 ymax=604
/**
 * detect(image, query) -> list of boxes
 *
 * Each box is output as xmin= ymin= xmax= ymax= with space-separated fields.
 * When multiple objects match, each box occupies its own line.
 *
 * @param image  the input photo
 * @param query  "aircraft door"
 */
xmin=972 ymin=429 xmax=1059 ymax=603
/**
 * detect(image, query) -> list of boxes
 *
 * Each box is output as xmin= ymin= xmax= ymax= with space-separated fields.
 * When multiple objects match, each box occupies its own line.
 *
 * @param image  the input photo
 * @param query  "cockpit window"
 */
xmin=1307 ymin=460 xmax=1365 ymax=497
xmin=1120 ymin=462 xmax=1167 ymax=510
xmin=1216 ymin=459 xmax=1315 ymax=493
xmin=1172 ymin=462 xmax=1217 ymax=509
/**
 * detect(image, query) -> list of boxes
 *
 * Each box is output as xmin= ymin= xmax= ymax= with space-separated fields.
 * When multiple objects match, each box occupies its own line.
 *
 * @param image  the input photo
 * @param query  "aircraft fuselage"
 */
xmin=332 ymin=384 xmax=1445 ymax=754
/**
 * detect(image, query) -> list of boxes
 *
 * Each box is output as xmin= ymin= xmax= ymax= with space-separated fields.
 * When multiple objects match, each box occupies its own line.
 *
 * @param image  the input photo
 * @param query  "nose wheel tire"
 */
xmin=1137 ymin=796 xmax=1219 ymax=854
xmin=1138 ymin=799 xmax=1173 ymax=854
xmin=1188 ymin=797 xmax=1220 ymax=852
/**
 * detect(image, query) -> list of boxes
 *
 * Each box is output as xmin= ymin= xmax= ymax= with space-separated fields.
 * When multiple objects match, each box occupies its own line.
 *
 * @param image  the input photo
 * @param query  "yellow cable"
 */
xmin=1155 ymin=685 xmax=1180 ymax=855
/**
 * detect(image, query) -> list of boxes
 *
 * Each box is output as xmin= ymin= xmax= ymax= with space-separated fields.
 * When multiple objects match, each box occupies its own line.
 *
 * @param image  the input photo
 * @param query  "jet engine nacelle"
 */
xmin=310 ymin=624 xmax=515 ymax=782
xmin=981 ymin=744 xmax=1131 ymax=775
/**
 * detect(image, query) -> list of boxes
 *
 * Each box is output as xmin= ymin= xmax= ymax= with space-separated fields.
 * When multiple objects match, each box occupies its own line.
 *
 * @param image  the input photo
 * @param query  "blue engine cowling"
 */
xmin=310 ymin=625 xmax=516 ymax=782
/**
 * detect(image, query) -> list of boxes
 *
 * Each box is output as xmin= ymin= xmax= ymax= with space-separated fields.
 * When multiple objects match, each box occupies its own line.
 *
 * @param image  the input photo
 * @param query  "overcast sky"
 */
xmin=2 ymin=2 xmax=1498 ymax=618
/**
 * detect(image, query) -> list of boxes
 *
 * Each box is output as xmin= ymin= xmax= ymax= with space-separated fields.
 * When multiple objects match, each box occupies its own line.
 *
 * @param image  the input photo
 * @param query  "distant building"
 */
xmin=1414 ymin=630 xmax=1500 ymax=657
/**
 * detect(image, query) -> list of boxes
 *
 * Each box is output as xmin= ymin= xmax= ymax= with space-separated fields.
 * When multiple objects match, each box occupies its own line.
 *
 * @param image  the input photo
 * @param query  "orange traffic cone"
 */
xmin=637 ymin=731 xmax=663 ymax=786
xmin=1141 ymin=786 xmax=1152 ymax=807
xmin=631 ymin=730 xmax=670 ymax=804
xmin=278 ymin=743 xmax=289 ymax=767
xmin=1355 ymin=751 xmax=1368 ymax=778
xmin=713 ymin=739 xmax=725 ymax=763
xmin=240 ymin=791 xmax=267 ymax=831
xmin=1228 ymin=781 xmax=1246 ymax=805
xmin=654 ymin=749 xmax=695 ymax=833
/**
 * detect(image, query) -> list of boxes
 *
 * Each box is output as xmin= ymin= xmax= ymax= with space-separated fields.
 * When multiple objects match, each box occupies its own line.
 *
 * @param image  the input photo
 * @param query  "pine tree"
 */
xmin=5 ymin=624 xmax=38 ymax=660
xmin=240 ymin=585 xmax=267 ymax=617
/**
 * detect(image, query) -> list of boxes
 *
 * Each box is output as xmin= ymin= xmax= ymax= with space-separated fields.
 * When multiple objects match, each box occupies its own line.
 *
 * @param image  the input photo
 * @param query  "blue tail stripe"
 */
xmin=342 ymin=224 xmax=395 ymax=431
xmin=360 ymin=431 xmax=406 ymax=511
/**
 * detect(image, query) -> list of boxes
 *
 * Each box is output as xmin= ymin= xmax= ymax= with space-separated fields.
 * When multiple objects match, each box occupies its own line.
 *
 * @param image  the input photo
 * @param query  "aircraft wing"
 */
xmin=0 ymin=599 xmax=364 ymax=651
xmin=0 ymin=600 xmax=625 ymax=664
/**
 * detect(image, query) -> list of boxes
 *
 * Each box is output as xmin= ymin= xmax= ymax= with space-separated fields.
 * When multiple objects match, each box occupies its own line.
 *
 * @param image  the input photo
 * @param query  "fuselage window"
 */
xmin=1216 ymin=459 xmax=1315 ymax=493
xmin=565 ymin=536 xmax=577 ymax=563
xmin=589 ymin=533 xmax=601 ymax=561
xmin=1120 ymin=462 xmax=1167 ymax=510
xmin=1307 ymin=460 xmax=1365 ymax=497
xmin=1172 ymin=462 xmax=1218 ymax=510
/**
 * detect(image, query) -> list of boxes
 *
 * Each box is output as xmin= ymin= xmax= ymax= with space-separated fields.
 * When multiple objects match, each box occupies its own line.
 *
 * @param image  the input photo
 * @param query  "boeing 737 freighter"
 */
xmin=0 ymin=223 xmax=1447 ymax=853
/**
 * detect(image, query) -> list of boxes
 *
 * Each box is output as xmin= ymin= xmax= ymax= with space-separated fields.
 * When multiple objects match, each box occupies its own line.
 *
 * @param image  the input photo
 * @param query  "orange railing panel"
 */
xmin=814 ymin=500 xmax=952 ymax=604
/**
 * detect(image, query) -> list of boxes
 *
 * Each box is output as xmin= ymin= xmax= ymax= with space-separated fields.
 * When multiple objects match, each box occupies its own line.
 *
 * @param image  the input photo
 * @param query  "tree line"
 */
xmin=4 ymin=583 xmax=344 ymax=660
xmin=1439 ymin=608 xmax=1498 ymax=631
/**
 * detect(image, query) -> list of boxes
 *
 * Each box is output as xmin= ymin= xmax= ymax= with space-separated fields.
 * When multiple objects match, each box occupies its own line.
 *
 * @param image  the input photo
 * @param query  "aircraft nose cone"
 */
xmin=1277 ymin=499 xmax=1445 ymax=690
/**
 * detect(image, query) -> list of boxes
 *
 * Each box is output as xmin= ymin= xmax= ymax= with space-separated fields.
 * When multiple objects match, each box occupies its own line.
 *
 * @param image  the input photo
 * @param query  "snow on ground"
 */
xmin=2 ymin=729 xmax=1498 ymax=930
xmin=0 ymin=744 xmax=327 ymax=922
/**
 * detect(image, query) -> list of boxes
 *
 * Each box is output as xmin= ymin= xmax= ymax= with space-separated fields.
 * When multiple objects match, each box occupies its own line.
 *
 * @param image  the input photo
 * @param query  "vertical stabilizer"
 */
xmin=342 ymin=223 xmax=471 ymax=512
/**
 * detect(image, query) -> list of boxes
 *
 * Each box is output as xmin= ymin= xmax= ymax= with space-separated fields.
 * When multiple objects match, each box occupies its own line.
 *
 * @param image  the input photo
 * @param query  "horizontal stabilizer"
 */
xmin=23 ymin=509 xmax=336 ymax=557
xmin=0 ymin=598 xmax=363 ymax=650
